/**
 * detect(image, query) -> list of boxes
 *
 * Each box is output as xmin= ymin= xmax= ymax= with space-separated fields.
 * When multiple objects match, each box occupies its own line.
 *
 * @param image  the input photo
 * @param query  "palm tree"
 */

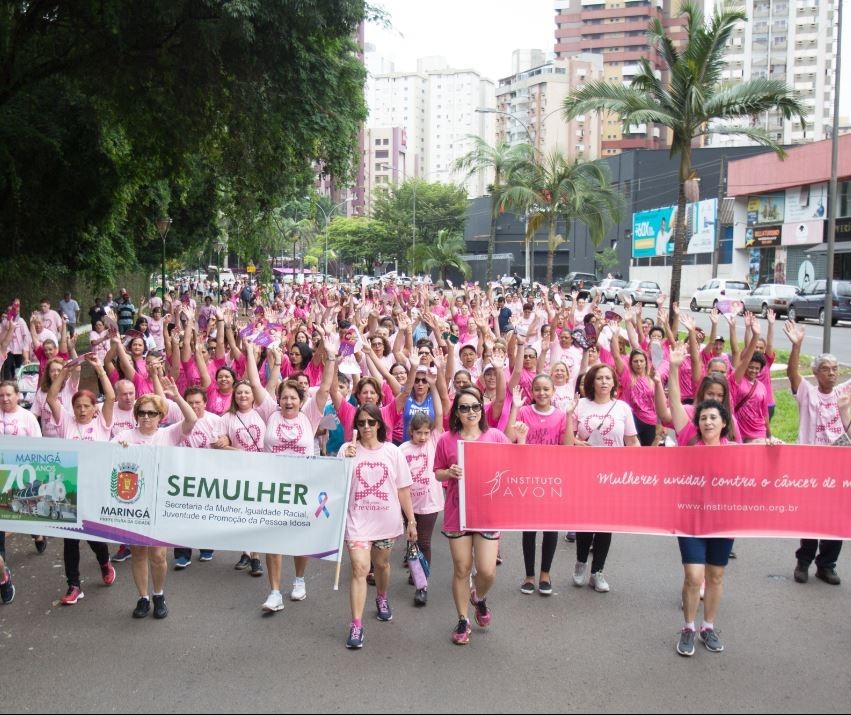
xmin=563 ymin=1 xmax=806 ymax=320
xmin=453 ymin=137 xmax=532 ymax=282
xmin=499 ymin=151 xmax=622 ymax=285
xmin=418 ymin=228 xmax=471 ymax=283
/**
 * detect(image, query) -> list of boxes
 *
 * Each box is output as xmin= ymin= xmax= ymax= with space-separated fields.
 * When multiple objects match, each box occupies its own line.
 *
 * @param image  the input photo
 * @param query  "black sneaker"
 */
xmin=816 ymin=567 xmax=841 ymax=585
xmin=34 ymin=537 xmax=47 ymax=554
xmin=0 ymin=568 xmax=15 ymax=604
xmin=249 ymin=558 xmax=264 ymax=577
xmin=794 ymin=560 xmax=809 ymax=583
xmin=234 ymin=554 xmax=251 ymax=570
xmin=152 ymin=594 xmax=169 ymax=619
xmin=538 ymin=580 xmax=553 ymax=596
xmin=414 ymin=588 xmax=428 ymax=607
xmin=132 ymin=597 xmax=150 ymax=619
xmin=520 ymin=581 xmax=536 ymax=595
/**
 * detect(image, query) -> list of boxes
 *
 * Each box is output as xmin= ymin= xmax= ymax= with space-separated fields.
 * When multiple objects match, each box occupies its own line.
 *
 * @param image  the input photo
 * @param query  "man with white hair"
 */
xmin=785 ymin=322 xmax=849 ymax=585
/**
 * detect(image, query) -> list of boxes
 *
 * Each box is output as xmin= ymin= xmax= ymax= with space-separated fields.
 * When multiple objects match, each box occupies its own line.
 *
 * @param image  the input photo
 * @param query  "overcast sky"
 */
xmin=367 ymin=0 xmax=851 ymax=117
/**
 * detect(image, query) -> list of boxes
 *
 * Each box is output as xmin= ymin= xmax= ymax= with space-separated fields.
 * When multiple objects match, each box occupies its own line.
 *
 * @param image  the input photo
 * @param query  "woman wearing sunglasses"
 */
xmin=111 ymin=385 xmax=197 ymax=620
xmin=341 ymin=405 xmax=417 ymax=649
xmin=433 ymin=388 xmax=514 ymax=645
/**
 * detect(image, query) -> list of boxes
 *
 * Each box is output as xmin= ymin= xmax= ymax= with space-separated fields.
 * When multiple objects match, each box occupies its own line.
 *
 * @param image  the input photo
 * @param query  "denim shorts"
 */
xmin=678 ymin=537 xmax=735 ymax=567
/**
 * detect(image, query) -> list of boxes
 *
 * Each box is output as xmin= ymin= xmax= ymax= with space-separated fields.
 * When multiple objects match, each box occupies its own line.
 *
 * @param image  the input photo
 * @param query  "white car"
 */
xmin=690 ymin=279 xmax=751 ymax=312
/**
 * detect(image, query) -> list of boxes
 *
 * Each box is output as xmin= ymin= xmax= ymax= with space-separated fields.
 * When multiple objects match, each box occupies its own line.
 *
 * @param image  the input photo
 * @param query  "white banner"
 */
xmin=0 ymin=437 xmax=351 ymax=560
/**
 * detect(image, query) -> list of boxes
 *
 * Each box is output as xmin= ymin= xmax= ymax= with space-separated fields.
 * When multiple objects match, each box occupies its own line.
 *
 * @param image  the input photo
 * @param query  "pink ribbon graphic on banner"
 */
xmin=315 ymin=491 xmax=330 ymax=518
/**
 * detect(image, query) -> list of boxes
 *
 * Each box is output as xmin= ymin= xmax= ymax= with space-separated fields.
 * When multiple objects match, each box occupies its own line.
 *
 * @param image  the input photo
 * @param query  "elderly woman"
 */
xmin=111 ymin=388 xmax=197 ymax=619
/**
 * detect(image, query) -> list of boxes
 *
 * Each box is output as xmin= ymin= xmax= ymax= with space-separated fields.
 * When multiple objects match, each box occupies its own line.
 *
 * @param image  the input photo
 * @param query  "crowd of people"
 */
xmin=0 ymin=275 xmax=848 ymax=655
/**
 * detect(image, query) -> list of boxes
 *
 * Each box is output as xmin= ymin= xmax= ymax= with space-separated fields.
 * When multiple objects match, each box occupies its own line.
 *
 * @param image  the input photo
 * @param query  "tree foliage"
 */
xmin=416 ymin=228 xmax=471 ymax=282
xmin=0 ymin=0 xmax=370 ymax=289
xmin=326 ymin=217 xmax=392 ymax=274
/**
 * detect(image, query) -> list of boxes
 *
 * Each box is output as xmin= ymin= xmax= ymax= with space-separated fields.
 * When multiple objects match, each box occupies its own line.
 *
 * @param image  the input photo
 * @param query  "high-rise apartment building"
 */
xmin=365 ymin=56 xmax=496 ymax=202
xmin=707 ymin=0 xmax=838 ymax=146
xmin=495 ymin=49 xmax=604 ymax=160
xmin=553 ymin=0 xmax=671 ymax=156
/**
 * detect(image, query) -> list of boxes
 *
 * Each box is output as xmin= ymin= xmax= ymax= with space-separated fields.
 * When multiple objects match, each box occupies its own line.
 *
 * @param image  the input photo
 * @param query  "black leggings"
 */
xmin=576 ymin=532 xmax=612 ymax=573
xmin=413 ymin=512 xmax=439 ymax=566
xmin=64 ymin=538 xmax=110 ymax=587
xmin=634 ymin=417 xmax=658 ymax=447
xmin=522 ymin=531 xmax=558 ymax=578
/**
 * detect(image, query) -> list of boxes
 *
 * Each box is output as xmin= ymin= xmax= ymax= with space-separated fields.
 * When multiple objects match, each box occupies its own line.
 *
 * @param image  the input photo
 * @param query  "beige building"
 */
xmin=494 ymin=50 xmax=604 ymax=161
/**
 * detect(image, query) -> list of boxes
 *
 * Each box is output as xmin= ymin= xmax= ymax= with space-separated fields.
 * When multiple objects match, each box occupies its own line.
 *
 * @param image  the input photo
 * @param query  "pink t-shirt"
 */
xmin=220 ymin=396 xmax=277 ymax=452
xmin=345 ymin=442 xmax=413 ymax=541
xmin=205 ymin=385 xmax=233 ymax=415
xmin=675 ymin=404 xmax=743 ymax=445
xmin=573 ymin=398 xmax=637 ymax=447
xmin=337 ymin=398 xmax=400 ymax=444
xmin=757 ymin=352 xmax=776 ymax=406
xmin=111 ymin=406 xmax=137 ymax=437
xmin=56 ymin=410 xmax=113 ymax=442
xmin=400 ymin=432 xmax=444 ymax=515
xmin=147 ymin=317 xmax=166 ymax=351
xmin=263 ymin=397 xmax=323 ymax=455
xmin=551 ymin=384 xmax=575 ymax=413
xmin=178 ymin=412 xmax=225 ymax=449
xmin=0 ymin=407 xmax=42 ymax=436
xmin=550 ymin=342 xmax=583 ymax=396
xmin=32 ymin=388 xmax=72 ymax=438
xmin=730 ymin=374 xmax=769 ymax=440
xmin=617 ymin=367 xmax=657 ymax=426
xmin=111 ymin=423 xmax=184 ymax=446
xmin=484 ymin=399 xmax=510 ymax=432
xmin=795 ymin=378 xmax=851 ymax=446
xmin=516 ymin=404 xmax=567 ymax=445
xmin=433 ymin=428 xmax=511 ymax=532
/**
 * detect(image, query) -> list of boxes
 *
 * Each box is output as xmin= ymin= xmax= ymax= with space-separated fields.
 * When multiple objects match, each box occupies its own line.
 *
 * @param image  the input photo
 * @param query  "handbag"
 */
xmin=833 ymin=417 xmax=851 ymax=447
xmin=406 ymin=541 xmax=429 ymax=589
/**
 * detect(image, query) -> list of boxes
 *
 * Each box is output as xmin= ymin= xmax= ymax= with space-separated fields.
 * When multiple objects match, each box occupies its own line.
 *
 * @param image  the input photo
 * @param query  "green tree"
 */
xmin=372 ymin=180 xmax=467 ymax=271
xmin=453 ymin=137 xmax=531 ymax=282
xmin=417 ymin=229 xmax=471 ymax=283
xmin=563 ymin=1 xmax=806 ymax=320
xmin=594 ymin=247 xmax=620 ymax=276
xmin=326 ymin=217 xmax=392 ymax=275
xmin=499 ymin=151 xmax=622 ymax=285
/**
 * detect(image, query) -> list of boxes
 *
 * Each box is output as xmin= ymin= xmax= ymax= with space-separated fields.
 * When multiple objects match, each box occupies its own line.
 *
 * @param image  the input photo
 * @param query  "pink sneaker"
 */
xmin=470 ymin=593 xmax=492 ymax=627
xmin=101 ymin=562 xmax=116 ymax=586
xmin=60 ymin=585 xmax=84 ymax=605
xmin=452 ymin=618 xmax=471 ymax=645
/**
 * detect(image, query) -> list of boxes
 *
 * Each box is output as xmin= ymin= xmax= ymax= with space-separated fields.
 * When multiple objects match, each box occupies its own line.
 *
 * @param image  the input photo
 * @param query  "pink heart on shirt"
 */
xmin=183 ymin=429 xmax=208 ymax=449
xmin=2 ymin=423 xmax=19 ymax=436
xmin=583 ymin=413 xmax=615 ymax=437
xmin=354 ymin=462 xmax=390 ymax=501
xmin=236 ymin=424 xmax=262 ymax=450
xmin=406 ymin=452 xmax=429 ymax=485
xmin=276 ymin=420 xmax=304 ymax=444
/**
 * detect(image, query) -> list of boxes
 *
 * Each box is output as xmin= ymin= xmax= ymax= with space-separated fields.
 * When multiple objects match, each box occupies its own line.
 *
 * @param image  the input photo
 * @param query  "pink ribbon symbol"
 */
xmin=315 ymin=491 xmax=330 ymax=518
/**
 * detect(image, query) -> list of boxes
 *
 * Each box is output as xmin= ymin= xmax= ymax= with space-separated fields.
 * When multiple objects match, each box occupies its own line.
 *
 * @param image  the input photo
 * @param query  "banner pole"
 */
xmin=458 ymin=441 xmax=466 ymax=530
xmin=333 ymin=459 xmax=353 ymax=591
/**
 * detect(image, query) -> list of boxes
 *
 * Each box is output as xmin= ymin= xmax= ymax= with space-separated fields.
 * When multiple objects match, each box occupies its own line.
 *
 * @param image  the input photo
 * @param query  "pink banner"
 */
xmin=459 ymin=443 xmax=851 ymax=538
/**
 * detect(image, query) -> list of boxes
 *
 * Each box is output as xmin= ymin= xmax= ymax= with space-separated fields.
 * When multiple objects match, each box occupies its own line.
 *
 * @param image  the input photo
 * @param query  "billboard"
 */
xmin=747 ymin=193 xmax=785 ymax=226
xmin=785 ymin=183 xmax=827 ymax=223
xmin=632 ymin=198 xmax=717 ymax=258
xmin=746 ymin=225 xmax=782 ymax=248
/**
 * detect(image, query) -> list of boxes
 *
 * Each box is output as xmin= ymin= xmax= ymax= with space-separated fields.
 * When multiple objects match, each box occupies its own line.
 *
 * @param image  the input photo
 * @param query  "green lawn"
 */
xmin=771 ymin=390 xmax=799 ymax=444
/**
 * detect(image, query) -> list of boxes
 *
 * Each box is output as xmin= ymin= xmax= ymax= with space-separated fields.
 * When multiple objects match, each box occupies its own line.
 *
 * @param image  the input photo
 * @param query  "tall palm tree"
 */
xmin=563 ymin=1 xmax=806 ymax=320
xmin=453 ymin=137 xmax=532 ymax=282
xmin=499 ymin=151 xmax=622 ymax=285
xmin=418 ymin=228 xmax=471 ymax=283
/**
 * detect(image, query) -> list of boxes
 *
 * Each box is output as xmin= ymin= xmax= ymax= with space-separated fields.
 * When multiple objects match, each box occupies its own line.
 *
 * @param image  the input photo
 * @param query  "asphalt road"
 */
xmin=1 ymin=526 xmax=849 ymax=713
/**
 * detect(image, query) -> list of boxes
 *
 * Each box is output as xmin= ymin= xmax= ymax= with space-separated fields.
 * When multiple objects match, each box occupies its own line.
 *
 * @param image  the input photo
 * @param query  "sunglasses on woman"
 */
xmin=356 ymin=418 xmax=378 ymax=427
xmin=414 ymin=377 xmax=428 ymax=384
xmin=457 ymin=403 xmax=482 ymax=414
xmin=137 ymin=410 xmax=161 ymax=418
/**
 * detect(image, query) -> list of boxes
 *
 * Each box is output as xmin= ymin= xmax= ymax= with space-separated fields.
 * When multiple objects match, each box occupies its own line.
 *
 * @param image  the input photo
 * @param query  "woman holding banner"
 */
xmin=245 ymin=338 xmax=336 ymax=612
xmin=47 ymin=356 xmax=117 ymax=606
xmin=433 ymin=388 xmax=513 ymax=645
xmin=111 ymin=386 xmax=197 ymax=619
xmin=566 ymin=364 xmax=639 ymax=593
xmin=342 ymin=405 xmax=417 ymax=649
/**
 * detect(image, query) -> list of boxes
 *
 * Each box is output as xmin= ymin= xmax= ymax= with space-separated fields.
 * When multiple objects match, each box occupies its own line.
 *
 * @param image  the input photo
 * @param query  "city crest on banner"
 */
xmin=111 ymin=463 xmax=144 ymax=504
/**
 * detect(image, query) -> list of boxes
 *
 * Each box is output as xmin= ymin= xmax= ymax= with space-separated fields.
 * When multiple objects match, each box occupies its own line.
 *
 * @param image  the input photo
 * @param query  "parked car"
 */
xmin=619 ymin=280 xmax=662 ymax=306
xmin=592 ymin=278 xmax=628 ymax=303
xmin=787 ymin=280 xmax=851 ymax=326
xmin=741 ymin=284 xmax=800 ymax=318
xmin=559 ymin=272 xmax=600 ymax=292
xmin=689 ymin=279 xmax=751 ymax=311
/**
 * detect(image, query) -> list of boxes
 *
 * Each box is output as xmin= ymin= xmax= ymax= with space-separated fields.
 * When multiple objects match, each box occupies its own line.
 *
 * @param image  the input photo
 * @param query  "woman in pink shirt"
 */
xmin=507 ymin=378 xmax=569 ymax=596
xmin=730 ymin=315 xmax=770 ymax=442
xmin=611 ymin=337 xmax=658 ymax=447
xmin=112 ymin=392 xmax=196 ymax=621
xmin=433 ymin=388 xmax=513 ymax=645
xmin=32 ymin=358 xmax=78 ymax=439
xmin=567 ymin=364 xmax=639 ymax=593
xmin=341 ymin=404 xmax=417 ymax=649
xmin=47 ymin=356 xmax=117 ymax=607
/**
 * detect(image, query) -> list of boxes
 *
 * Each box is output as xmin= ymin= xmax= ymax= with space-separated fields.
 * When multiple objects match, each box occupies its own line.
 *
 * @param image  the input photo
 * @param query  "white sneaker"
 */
xmin=290 ymin=579 xmax=307 ymax=601
xmin=573 ymin=561 xmax=588 ymax=587
xmin=590 ymin=571 xmax=610 ymax=593
xmin=262 ymin=591 xmax=284 ymax=612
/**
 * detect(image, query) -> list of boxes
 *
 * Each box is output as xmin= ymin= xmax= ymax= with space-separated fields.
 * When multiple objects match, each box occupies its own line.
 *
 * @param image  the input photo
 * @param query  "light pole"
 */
xmin=156 ymin=217 xmax=172 ymax=299
xmin=315 ymin=198 xmax=352 ymax=278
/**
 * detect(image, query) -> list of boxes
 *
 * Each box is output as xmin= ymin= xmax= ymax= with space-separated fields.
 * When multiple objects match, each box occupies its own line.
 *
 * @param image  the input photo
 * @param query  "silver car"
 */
xmin=741 ymin=284 xmax=800 ymax=318
xmin=620 ymin=280 xmax=662 ymax=306
xmin=593 ymin=278 xmax=628 ymax=303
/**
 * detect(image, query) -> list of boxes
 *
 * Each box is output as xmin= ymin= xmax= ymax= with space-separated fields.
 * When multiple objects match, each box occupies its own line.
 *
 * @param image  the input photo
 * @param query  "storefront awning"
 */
xmin=806 ymin=242 xmax=851 ymax=254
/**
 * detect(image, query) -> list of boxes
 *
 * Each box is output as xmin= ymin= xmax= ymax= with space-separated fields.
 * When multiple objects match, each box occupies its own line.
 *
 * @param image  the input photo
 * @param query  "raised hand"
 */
xmin=513 ymin=421 xmax=530 ymax=444
xmin=511 ymin=385 xmax=524 ymax=409
xmin=783 ymin=320 xmax=804 ymax=345
xmin=679 ymin=313 xmax=696 ymax=332
xmin=709 ymin=308 xmax=719 ymax=325
xmin=767 ymin=308 xmax=776 ymax=324
xmin=668 ymin=341 xmax=686 ymax=367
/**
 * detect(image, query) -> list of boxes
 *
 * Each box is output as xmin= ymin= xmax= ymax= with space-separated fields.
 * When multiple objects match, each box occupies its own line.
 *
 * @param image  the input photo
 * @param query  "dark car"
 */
xmin=787 ymin=280 xmax=851 ymax=326
xmin=559 ymin=272 xmax=600 ymax=292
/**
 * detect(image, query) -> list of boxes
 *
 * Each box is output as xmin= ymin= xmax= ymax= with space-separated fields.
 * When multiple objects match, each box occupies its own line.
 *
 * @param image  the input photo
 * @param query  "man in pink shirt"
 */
xmin=786 ymin=321 xmax=848 ymax=585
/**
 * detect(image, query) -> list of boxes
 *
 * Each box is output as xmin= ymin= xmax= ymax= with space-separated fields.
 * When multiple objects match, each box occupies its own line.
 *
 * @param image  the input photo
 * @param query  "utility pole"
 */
xmin=711 ymin=155 xmax=726 ymax=279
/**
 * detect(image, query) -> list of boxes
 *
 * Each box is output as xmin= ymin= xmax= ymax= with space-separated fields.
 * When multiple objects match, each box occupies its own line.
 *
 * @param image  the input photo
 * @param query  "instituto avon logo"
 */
xmin=111 ymin=462 xmax=144 ymax=504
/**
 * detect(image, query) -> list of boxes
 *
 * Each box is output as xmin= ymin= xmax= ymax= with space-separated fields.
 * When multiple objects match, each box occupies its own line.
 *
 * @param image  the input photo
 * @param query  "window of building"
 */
xmin=382 ymin=139 xmax=389 ymax=145
xmin=375 ymin=150 xmax=389 ymax=159
xmin=374 ymin=139 xmax=381 ymax=146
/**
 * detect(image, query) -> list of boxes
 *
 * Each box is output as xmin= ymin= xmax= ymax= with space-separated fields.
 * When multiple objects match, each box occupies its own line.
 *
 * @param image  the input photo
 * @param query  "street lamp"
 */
xmin=156 ymin=217 xmax=172 ymax=300
xmin=315 ymin=198 xmax=352 ymax=277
